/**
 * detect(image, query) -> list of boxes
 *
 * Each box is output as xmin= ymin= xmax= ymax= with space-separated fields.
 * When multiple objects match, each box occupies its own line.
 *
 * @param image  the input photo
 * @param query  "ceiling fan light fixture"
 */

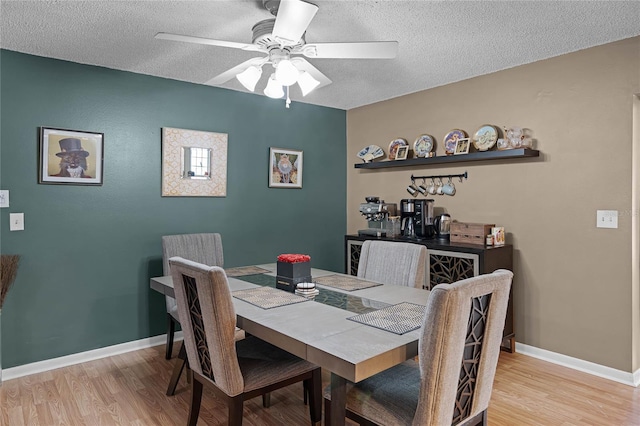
xmin=264 ymin=74 xmax=285 ymax=98
xmin=275 ymin=59 xmax=300 ymax=86
xmin=297 ymin=70 xmax=320 ymax=96
xmin=236 ymin=65 xmax=262 ymax=91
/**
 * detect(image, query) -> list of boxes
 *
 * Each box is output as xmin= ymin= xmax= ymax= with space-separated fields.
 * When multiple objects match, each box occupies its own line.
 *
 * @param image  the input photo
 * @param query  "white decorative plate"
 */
xmin=388 ymin=138 xmax=408 ymax=160
xmin=473 ymin=125 xmax=499 ymax=151
xmin=413 ymin=135 xmax=434 ymax=158
xmin=357 ymin=145 xmax=384 ymax=162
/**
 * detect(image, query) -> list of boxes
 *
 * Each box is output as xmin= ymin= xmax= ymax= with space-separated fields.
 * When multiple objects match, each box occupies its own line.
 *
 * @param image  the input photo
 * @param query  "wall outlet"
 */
xmin=596 ymin=210 xmax=618 ymax=229
xmin=10 ymin=213 xmax=24 ymax=231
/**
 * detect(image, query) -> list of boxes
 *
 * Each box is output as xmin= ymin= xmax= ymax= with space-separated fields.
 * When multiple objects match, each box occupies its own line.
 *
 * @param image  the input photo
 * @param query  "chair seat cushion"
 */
xmin=237 ymin=336 xmax=318 ymax=393
xmin=324 ymin=360 xmax=420 ymax=426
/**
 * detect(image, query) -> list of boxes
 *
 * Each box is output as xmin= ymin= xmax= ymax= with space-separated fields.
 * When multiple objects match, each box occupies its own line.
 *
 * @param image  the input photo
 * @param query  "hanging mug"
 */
xmin=406 ymin=179 xmax=420 ymax=197
xmin=417 ymin=178 xmax=428 ymax=195
xmin=442 ymin=177 xmax=456 ymax=196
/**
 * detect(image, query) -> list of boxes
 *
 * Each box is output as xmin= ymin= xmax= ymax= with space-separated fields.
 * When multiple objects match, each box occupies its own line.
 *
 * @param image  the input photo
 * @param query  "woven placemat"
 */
xmin=314 ymin=274 xmax=383 ymax=291
xmin=347 ymin=302 xmax=426 ymax=335
xmin=232 ymin=287 xmax=310 ymax=309
xmin=225 ymin=266 xmax=270 ymax=277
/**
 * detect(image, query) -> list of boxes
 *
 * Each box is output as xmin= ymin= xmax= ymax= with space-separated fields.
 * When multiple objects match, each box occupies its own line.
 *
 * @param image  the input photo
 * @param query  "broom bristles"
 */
xmin=0 ymin=254 xmax=20 ymax=308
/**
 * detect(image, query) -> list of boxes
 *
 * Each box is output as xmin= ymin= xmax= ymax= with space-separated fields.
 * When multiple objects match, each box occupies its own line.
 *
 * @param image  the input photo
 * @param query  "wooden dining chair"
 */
xmin=324 ymin=269 xmax=513 ymax=426
xmin=357 ymin=240 xmax=427 ymax=288
xmin=169 ymin=256 xmax=322 ymax=426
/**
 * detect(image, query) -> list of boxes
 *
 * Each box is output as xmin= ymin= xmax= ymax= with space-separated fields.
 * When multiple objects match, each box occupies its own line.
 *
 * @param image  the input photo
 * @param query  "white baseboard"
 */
xmin=2 ymin=332 xmax=183 ymax=382
xmin=3 ymin=335 xmax=639 ymax=387
xmin=516 ymin=342 xmax=639 ymax=387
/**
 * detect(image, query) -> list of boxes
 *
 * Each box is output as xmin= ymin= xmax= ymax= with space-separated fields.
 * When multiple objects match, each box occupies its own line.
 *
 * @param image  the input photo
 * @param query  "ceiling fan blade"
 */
xmin=155 ymin=32 xmax=265 ymax=53
xmin=205 ymin=57 xmax=267 ymax=86
xmin=291 ymin=58 xmax=331 ymax=89
xmin=299 ymin=41 xmax=399 ymax=59
xmin=272 ymin=0 xmax=319 ymax=46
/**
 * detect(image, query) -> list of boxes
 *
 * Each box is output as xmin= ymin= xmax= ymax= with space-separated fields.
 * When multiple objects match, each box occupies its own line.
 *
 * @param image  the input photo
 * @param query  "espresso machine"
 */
xmin=358 ymin=196 xmax=397 ymax=237
xmin=401 ymin=199 xmax=435 ymax=239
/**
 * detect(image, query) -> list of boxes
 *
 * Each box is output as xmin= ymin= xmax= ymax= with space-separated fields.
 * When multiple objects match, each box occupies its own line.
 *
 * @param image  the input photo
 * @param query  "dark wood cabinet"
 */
xmin=345 ymin=234 xmax=515 ymax=352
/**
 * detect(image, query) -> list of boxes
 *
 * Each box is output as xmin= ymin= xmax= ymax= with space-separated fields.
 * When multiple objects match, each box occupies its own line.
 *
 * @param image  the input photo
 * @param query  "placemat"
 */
xmin=347 ymin=302 xmax=426 ymax=335
xmin=225 ymin=266 xmax=270 ymax=277
xmin=314 ymin=274 xmax=383 ymax=291
xmin=232 ymin=287 xmax=310 ymax=309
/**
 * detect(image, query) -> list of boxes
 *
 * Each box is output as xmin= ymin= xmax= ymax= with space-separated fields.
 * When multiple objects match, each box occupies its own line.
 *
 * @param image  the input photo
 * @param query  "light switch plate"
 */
xmin=0 ymin=190 xmax=8 ymax=208
xmin=10 ymin=213 xmax=24 ymax=231
xmin=596 ymin=210 xmax=618 ymax=229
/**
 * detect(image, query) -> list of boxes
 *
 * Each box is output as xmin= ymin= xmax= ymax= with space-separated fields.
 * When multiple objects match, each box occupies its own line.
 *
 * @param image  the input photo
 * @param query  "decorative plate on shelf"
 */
xmin=413 ymin=135 xmax=434 ymax=158
xmin=473 ymin=125 xmax=499 ymax=151
xmin=443 ymin=129 xmax=467 ymax=155
xmin=357 ymin=144 xmax=385 ymax=162
xmin=388 ymin=138 xmax=408 ymax=160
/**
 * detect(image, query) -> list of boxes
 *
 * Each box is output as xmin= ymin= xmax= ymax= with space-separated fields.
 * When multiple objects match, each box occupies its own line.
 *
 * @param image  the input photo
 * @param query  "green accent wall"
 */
xmin=0 ymin=50 xmax=347 ymax=368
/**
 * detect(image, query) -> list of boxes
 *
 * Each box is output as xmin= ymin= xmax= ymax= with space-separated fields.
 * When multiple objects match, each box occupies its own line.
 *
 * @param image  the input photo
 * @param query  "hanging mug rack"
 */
xmin=407 ymin=172 xmax=467 ymax=197
xmin=410 ymin=171 xmax=468 ymax=182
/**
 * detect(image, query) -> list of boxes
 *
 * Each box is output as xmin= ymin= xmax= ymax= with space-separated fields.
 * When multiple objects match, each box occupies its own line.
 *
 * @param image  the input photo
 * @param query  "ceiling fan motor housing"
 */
xmin=252 ymin=18 xmax=305 ymax=50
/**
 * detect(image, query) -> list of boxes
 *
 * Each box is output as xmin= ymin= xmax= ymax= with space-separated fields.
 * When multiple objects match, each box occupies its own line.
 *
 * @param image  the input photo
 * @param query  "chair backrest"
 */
xmin=412 ymin=269 xmax=513 ymax=426
xmin=169 ymin=256 xmax=245 ymax=397
xmin=162 ymin=233 xmax=224 ymax=313
xmin=162 ymin=233 xmax=224 ymax=275
xmin=357 ymin=240 xmax=427 ymax=288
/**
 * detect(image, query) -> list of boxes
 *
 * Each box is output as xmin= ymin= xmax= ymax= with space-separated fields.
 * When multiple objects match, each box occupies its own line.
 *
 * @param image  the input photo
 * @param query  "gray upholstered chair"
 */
xmin=169 ymin=257 xmax=322 ymax=426
xmin=162 ymin=233 xmax=248 ymax=397
xmin=162 ymin=233 xmax=225 ymax=360
xmin=357 ymin=240 xmax=427 ymax=288
xmin=324 ymin=269 xmax=513 ymax=426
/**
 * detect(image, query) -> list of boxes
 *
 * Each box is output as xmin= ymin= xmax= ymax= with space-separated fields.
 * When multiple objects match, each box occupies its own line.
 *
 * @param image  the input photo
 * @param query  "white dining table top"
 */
xmin=150 ymin=263 xmax=430 ymax=383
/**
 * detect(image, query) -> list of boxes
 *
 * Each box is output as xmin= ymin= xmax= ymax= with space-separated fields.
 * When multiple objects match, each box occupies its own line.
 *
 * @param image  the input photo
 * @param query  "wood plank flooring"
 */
xmin=2 ymin=345 xmax=639 ymax=425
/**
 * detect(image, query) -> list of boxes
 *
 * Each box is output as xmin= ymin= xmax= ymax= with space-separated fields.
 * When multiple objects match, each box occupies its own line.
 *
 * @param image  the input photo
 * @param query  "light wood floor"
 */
xmin=2 ymin=345 xmax=639 ymax=425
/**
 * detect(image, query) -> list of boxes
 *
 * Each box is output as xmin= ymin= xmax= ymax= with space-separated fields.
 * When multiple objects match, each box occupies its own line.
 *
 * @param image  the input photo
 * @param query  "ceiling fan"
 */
xmin=155 ymin=0 xmax=398 ymax=107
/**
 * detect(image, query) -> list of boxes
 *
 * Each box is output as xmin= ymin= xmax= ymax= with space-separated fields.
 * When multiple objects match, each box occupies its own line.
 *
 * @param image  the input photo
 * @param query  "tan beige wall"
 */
xmin=347 ymin=37 xmax=640 ymax=372
xmin=633 ymin=94 xmax=640 ymax=372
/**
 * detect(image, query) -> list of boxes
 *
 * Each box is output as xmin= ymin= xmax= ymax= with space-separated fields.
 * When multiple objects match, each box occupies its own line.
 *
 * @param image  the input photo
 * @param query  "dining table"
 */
xmin=150 ymin=263 xmax=430 ymax=426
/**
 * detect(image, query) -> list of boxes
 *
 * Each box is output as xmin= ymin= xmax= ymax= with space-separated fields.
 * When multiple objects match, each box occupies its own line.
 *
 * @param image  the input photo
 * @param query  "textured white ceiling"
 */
xmin=1 ymin=1 xmax=639 ymax=110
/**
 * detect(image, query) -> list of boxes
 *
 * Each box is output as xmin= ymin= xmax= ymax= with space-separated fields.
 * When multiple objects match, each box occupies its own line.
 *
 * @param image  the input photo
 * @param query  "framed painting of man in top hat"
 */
xmin=39 ymin=127 xmax=104 ymax=185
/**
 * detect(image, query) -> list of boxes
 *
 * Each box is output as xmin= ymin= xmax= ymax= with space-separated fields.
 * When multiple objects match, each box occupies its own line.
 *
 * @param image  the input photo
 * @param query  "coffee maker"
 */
xmin=400 ymin=199 xmax=416 ymax=238
xmin=416 ymin=199 xmax=436 ymax=238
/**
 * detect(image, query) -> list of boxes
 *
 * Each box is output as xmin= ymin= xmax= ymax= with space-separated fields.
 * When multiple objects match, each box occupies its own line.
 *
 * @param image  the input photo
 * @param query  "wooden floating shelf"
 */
xmin=354 ymin=148 xmax=540 ymax=169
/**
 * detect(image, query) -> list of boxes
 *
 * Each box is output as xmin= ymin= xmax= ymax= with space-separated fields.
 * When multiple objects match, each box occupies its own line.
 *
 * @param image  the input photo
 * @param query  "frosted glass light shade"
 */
xmin=297 ymin=71 xmax=320 ymax=96
xmin=275 ymin=59 xmax=300 ymax=86
xmin=236 ymin=66 xmax=262 ymax=91
xmin=264 ymin=74 xmax=284 ymax=99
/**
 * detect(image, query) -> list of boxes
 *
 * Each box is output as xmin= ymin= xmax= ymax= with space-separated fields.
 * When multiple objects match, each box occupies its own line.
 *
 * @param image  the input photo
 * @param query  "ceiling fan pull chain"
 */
xmin=286 ymin=86 xmax=291 ymax=108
